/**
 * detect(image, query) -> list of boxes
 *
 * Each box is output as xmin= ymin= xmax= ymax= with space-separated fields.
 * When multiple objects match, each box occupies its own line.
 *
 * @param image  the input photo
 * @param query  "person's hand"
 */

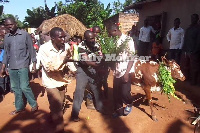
xmin=5 ymin=68 xmax=9 ymax=75
xmin=123 ymin=73 xmax=129 ymax=83
xmin=32 ymin=62 xmax=37 ymax=73
xmin=66 ymin=49 xmax=72 ymax=58
xmin=0 ymin=68 xmax=6 ymax=77
xmin=70 ymin=71 xmax=76 ymax=77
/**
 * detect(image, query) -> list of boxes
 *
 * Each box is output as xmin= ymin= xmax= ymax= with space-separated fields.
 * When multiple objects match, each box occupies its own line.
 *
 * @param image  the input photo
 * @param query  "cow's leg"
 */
xmin=143 ymin=86 xmax=158 ymax=121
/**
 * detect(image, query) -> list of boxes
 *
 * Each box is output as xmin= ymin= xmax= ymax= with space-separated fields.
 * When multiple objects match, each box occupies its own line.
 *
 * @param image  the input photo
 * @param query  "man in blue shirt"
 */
xmin=0 ymin=18 xmax=38 ymax=115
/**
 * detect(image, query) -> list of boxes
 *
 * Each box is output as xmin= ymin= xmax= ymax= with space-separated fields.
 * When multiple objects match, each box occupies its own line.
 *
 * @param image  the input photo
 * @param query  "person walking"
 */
xmin=166 ymin=18 xmax=184 ymax=64
xmin=107 ymin=24 xmax=135 ymax=117
xmin=0 ymin=18 xmax=38 ymax=115
xmin=38 ymin=27 xmax=75 ymax=133
xmin=71 ymin=30 xmax=105 ymax=122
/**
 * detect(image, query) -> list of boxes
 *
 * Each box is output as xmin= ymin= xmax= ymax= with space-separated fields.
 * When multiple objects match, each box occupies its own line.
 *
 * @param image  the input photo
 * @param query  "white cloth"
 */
xmin=139 ymin=26 xmax=155 ymax=42
xmin=29 ymin=52 xmax=41 ymax=72
xmin=115 ymin=34 xmax=135 ymax=78
xmin=166 ymin=27 xmax=184 ymax=49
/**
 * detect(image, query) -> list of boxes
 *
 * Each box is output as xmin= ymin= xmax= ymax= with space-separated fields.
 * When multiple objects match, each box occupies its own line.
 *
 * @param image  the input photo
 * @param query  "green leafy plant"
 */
xmin=158 ymin=62 xmax=180 ymax=102
xmin=98 ymin=30 xmax=133 ymax=56
xmin=98 ymin=31 xmax=118 ymax=54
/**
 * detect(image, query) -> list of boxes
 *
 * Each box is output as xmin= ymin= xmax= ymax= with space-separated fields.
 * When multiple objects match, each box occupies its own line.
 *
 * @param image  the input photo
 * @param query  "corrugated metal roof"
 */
xmin=124 ymin=0 xmax=161 ymax=10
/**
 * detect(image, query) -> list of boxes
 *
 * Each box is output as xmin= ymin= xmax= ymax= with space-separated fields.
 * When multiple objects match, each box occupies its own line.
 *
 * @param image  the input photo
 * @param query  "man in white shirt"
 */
xmin=38 ymin=27 xmax=74 ymax=133
xmin=166 ymin=18 xmax=184 ymax=64
xmin=138 ymin=19 xmax=155 ymax=56
xmin=107 ymin=24 xmax=135 ymax=117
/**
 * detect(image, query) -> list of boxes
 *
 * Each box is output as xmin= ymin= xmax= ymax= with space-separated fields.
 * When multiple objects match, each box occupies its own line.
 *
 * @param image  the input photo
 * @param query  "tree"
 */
xmin=0 ymin=0 xmax=9 ymax=3
xmin=0 ymin=13 xmax=24 ymax=28
xmin=24 ymin=7 xmax=46 ymax=28
xmin=24 ymin=3 xmax=57 ymax=28
xmin=123 ymin=0 xmax=137 ymax=13
xmin=56 ymin=0 xmax=112 ymax=28
xmin=112 ymin=0 xmax=123 ymax=15
xmin=25 ymin=0 xmax=134 ymax=28
xmin=113 ymin=0 xmax=136 ymax=14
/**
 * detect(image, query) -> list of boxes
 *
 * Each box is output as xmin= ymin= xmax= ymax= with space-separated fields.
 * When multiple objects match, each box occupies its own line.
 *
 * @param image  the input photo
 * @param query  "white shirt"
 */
xmin=115 ymin=34 xmax=135 ymax=78
xmin=166 ymin=27 xmax=184 ymax=49
xmin=139 ymin=26 xmax=155 ymax=42
xmin=38 ymin=41 xmax=76 ymax=89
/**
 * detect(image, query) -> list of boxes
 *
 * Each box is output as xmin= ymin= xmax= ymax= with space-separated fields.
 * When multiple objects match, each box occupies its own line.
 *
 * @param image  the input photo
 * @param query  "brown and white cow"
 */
xmin=130 ymin=56 xmax=185 ymax=121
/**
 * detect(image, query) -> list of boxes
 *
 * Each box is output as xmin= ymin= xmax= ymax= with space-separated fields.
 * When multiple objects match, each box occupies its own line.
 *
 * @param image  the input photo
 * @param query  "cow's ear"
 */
xmin=161 ymin=56 xmax=169 ymax=65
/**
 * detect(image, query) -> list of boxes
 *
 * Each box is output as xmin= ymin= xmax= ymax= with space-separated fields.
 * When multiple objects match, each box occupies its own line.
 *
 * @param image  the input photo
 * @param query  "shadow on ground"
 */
xmin=175 ymin=80 xmax=200 ymax=107
xmin=166 ymin=119 xmax=193 ymax=133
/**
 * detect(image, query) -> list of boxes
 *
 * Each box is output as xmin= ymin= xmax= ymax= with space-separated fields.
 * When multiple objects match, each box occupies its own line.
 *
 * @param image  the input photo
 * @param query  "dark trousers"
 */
xmin=180 ymin=52 xmax=200 ymax=84
xmin=71 ymin=67 xmax=103 ymax=118
xmin=168 ymin=49 xmax=181 ymax=64
xmin=113 ymin=75 xmax=133 ymax=114
xmin=138 ymin=41 xmax=150 ymax=56
xmin=46 ymin=86 xmax=65 ymax=133
xmin=98 ymin=68 xmax=109 ymax=98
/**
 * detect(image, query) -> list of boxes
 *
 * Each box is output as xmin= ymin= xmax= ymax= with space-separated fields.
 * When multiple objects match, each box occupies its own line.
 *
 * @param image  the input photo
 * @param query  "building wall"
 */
xmin=119 ymin=13 xmax=139 ymax=34
xmin=104 ymin=13 xmax=139 ymax=34
xmin=137 ymin=0 xmax=200 ymax=49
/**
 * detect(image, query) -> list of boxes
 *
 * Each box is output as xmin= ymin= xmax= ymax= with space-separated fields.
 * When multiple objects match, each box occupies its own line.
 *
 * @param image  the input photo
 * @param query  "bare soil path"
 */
xmin=0 ymin=73 xmax=199 ymax=133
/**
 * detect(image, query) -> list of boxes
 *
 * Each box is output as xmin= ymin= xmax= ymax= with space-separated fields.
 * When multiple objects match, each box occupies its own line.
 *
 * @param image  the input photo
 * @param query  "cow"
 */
xmin=130 ymin=56 xmax=185 ymax=121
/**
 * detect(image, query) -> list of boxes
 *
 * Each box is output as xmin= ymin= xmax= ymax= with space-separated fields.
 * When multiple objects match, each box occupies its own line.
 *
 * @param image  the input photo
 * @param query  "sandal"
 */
xmin=31 ymin=105 xmax=38 ymax=112
xmin=9 ymin=109 xmax=25 ymax=115
xmin=70 ymin=116 xmax=80 ymax=122
xmin=124 ymin=105 xmax=132 ymax=116
xmin=112 ymin=112 xmax=123 ymax=118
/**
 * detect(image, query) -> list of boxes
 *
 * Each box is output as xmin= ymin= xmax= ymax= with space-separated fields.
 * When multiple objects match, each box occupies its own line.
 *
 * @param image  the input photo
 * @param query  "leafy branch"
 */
xmin=158 ymin=62 xmax=180 ymax=102
xmin=98 ymin=31 xmax=133 ymax=56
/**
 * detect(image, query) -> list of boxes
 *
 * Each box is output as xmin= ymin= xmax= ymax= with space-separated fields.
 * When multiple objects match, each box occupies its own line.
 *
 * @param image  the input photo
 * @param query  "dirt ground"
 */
xmin=0 ymin=72 xmax=199 ymax=133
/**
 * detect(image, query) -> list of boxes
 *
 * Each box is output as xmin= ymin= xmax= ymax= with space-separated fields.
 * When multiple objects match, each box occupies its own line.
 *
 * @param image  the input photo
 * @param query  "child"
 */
xmin=29 ymin=37 xmax=41 ymax=80
xmin=151 ymin=37 xmax=163 ymax=61
xmin=70 ymin=36 xmax=82 ymax=61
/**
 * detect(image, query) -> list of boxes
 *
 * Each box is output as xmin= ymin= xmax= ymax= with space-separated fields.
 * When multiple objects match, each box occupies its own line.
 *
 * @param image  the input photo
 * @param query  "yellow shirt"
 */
xmin=73 ymin=44 xmax=79 ymax=61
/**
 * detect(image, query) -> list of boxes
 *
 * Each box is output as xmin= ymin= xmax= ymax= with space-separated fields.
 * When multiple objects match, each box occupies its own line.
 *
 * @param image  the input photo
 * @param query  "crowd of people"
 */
xmin=0 ymin=13 xmax=199 ymax=133
xmin=129 ymin=13 xmax=200 ymax=86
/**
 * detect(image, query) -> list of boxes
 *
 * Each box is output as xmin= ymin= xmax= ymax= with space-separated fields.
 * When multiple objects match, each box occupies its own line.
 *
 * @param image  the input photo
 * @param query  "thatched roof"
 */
xmin=38 ymin=14 xmax=87 ymax=37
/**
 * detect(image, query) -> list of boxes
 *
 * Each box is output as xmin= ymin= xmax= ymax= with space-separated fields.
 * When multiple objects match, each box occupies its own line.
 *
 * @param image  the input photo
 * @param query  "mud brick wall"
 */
xmin=104 ymin=13 xmax=139 ymax=34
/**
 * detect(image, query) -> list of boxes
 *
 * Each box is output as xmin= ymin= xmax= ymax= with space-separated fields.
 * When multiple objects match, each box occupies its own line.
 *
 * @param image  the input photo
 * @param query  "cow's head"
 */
xmin=161 ymin=56 xmax=186 ymax=81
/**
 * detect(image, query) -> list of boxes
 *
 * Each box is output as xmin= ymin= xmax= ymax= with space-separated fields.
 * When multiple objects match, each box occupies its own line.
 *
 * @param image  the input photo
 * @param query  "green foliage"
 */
xmin=24 ymin=4 xmax=57 ymax=28
xmin=112 ymin=0 xmax=123 ymax=14
xmin=98 ymin=31 xmax=118 ymax=54
xmin=56 ymin=0 xmax=112 ymax=28
xmin=112 ymin=0 xmax=135 ymax=14
xmin=23 ymin=0 xmax=135 ymax=28
xmin=0 ymin=0 xmax=9 ymax=3
xmin=0 ymin=13 xmax=24 ymax=28
xmin=158 ymin=62 xmax=180 ymax=102
xmin=98 ymin=30 xmax=133 ymax=56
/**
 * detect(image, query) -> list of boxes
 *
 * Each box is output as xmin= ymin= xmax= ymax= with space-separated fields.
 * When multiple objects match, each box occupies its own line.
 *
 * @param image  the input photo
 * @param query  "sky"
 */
xmin=2 ymin=0 xmax=125 ymax=21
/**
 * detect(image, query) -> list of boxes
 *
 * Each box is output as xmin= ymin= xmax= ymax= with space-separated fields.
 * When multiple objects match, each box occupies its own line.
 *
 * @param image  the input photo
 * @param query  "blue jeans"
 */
xmin=9 ymin=68 xmax=37 ymax=111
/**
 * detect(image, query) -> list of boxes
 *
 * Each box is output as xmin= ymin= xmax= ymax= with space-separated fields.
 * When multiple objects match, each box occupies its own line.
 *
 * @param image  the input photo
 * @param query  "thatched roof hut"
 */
xmin=38 ymin=14 xmax=87 ymax=37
